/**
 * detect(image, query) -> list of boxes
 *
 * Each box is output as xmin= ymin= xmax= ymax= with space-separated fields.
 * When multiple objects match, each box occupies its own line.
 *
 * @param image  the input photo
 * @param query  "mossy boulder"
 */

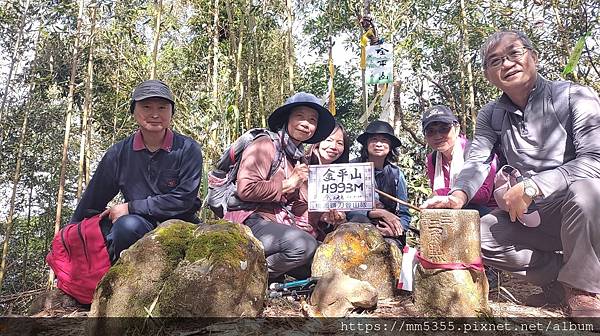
xmin=311 ymin=222 xmax=402 ymax=299
xmin=89 ymin=219 xmax=267 ymax=318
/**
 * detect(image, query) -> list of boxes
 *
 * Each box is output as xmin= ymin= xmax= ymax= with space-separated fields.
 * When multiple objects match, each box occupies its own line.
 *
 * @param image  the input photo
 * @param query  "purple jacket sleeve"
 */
xmin=469 ymin=154 xmax=497 ymax=205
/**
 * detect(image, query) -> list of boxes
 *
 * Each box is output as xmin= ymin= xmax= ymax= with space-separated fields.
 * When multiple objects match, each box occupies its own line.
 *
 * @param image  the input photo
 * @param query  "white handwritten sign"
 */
xmin=366 ymin=43 xmax=393 ymax=85
xmin=308 ymin=162 xmax=375 ymax=211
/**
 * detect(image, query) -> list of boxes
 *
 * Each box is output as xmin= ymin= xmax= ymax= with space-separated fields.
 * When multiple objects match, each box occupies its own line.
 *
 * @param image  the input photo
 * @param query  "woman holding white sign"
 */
xmin=223 ymin=92 xmax=335 ymax=283
xmin=306 ymin=122 xmax=351 ymax=240
xmin=347 ymin=120 xmax=411 ymax=248
xmin=306 ymin=122 xmax=350 ymax=165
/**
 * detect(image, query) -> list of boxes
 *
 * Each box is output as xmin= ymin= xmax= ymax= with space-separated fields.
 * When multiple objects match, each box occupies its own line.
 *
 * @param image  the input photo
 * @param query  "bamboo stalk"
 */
xmin=375 ymin=189 xmax=421 ymax=212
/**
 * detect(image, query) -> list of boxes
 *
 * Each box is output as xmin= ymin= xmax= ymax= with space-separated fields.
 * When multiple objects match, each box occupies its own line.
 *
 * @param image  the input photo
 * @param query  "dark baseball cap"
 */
xmin=129 ymin=80 xmax=175 ymax=114
xmin=421 ymin=105 xmax=458 ymax=131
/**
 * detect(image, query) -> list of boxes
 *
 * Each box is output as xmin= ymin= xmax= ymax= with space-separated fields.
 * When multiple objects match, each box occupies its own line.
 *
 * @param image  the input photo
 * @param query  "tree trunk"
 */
xmin=77 ymin=5 xmax=97 ymax=200
xmin=208 ymin=0 xmax=220 ymax=149
xmin=392 ymin=81 xmax=401 ymax=134
xmin=459 ymin=0 xmax=476 ymax=132
xmin=224 ymin=0 xmax=237 ymax=78
xmin=211 ymin=0 xmax=220 ymax=107
xmin=280 ymin=77 xmax=284 ymax=103
xmin=393 ymin=80 xmax=424 ymax=146
xmin=0 ymin=0 xmax=31 ymax=131
xmin=358 ymin=1 xmax=375 ymax=124
xmin=85 ymin=117 xmax=92 ymax=186
xmin=245 ymin=53 xmax=253 ymax=130
xmin=112 ymin=55 xmax=120 ymax=146
xmin=50 ymin=0 xmax=85 ymax=288
xmin=234 ymin=1 xmax=250 ymax=138
xmin=22 ymin=175 xmax=34 ymax=288
xmin=0 ymin=103 xmax=30 ymax=293
xmin=458 ymin=42 xmax=466 ymax=129
xmin=150 ymin=0 xmax=163 ymax=80
xmin=285 ymin=0 xmax=294 ymax=95
xmin=254 ymin=28 xmax=266 ymax=128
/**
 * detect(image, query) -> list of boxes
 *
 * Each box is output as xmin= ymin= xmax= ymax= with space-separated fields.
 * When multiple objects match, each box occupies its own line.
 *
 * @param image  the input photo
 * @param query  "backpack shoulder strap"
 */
xmin=229 ymin=129 xmax=282 ymax=182
xmin=549 ymin=80 xmax=572 ymax=130
xmin=387 ymin=163 xmax=401 ymax=187
xmin=390 ymin=163 xmax=403 ymax=213
xmin=489 ymin=101 xmax=505 ymax=132
xmin=486 ymin=100 xmax=507 ymax=165
xmin=266 ymin=131 xmax=283 ymax=179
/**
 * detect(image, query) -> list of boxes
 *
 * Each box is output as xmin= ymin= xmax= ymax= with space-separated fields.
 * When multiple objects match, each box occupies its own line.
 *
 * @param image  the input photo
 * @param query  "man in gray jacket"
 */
xmin=423 ymin=30 xmax=600 ymax=319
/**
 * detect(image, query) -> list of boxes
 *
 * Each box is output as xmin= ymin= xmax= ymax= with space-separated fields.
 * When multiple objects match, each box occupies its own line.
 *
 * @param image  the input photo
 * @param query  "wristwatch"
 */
xmin=522 ymin=178 xmax=539 ymax=199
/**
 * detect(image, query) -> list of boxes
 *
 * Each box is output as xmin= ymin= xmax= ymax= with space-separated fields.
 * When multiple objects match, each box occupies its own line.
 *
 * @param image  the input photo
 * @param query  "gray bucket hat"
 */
xmin=129 ymin=80 xmax=175 ymax=114
xmin=268 ymin=92 xmax=336 ymax=144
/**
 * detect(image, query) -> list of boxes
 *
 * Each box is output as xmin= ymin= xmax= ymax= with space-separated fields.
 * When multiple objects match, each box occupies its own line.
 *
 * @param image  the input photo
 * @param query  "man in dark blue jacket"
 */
xmin=71 ymin=80 xmax=202 ymax=263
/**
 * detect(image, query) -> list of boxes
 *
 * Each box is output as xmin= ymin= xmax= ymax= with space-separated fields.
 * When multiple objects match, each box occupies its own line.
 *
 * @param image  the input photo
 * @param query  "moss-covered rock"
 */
xmin=311 ymin=222 xmax=401 ymax=299
xmin=89 ymin=219 xmax=267 ymax=318
xmin=186 ymin=222 xmax=249 ymax=265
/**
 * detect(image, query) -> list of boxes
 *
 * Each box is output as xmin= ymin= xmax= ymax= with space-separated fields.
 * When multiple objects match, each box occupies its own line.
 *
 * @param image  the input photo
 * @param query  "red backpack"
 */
xmin=46 ymin=214 xmax=111 ymax=304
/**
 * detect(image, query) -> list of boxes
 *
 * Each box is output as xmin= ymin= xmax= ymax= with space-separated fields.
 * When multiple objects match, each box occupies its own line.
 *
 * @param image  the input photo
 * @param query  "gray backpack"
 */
xmin=205 ymin=129 xmax=283 ymax=218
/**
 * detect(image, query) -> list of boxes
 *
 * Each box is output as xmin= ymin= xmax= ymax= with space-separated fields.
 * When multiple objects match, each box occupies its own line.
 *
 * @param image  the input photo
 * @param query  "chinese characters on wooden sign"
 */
xmin=366 ymin=43 xmax=393 ymax=85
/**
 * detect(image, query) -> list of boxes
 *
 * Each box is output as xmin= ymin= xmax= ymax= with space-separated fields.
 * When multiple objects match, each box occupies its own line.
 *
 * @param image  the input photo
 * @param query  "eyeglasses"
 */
xmin=424 ymin=125 xmax=453 ymax=136
xmin=485 ymin=47 xmax=531 ymax=69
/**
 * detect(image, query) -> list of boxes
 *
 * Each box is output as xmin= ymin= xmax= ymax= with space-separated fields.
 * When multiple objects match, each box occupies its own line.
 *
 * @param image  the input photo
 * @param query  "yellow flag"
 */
xmin=360 ymin=28 xmax=374 ymax=70
xmin=328 ymin=53 xmax=336 ymax=116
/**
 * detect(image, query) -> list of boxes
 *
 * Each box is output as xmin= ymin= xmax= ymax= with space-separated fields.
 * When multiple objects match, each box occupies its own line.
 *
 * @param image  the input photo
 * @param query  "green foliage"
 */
xmin=563 ymin=32 xmax=590 ymax=77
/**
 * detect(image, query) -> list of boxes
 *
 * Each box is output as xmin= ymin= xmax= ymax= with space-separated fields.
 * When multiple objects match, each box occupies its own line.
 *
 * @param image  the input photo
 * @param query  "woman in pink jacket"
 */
xmin=224 ymin=92 xmax=335 ymax=283
xmin=422 ymin=105 xmax=497 ymax=216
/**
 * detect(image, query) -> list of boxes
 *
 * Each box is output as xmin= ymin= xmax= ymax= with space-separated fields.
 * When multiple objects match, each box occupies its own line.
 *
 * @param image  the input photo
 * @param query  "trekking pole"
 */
xmin=269 ymin=277 xmax=319 ymax=291
xmin=375 ymin=189 xmax=422 ymax=212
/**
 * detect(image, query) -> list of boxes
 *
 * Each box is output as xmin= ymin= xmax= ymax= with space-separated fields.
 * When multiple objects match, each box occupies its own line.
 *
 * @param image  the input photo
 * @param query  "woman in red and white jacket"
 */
xmin=423 ymin=105 xmax=497 ymax=216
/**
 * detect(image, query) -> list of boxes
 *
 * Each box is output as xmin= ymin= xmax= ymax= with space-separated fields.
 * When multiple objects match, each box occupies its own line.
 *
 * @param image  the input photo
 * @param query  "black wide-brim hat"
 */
xmin=356 ymin=120 xmax=402 ymax=148
xmin=268 ymin=92 xmax=336 ymax=144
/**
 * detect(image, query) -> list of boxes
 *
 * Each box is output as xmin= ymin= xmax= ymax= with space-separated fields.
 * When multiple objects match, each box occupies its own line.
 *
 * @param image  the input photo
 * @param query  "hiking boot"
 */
xmin=524 ymin=281 xmax=565 ymax=307
xmin=565 ymin=286 xmax=600 ymax=318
